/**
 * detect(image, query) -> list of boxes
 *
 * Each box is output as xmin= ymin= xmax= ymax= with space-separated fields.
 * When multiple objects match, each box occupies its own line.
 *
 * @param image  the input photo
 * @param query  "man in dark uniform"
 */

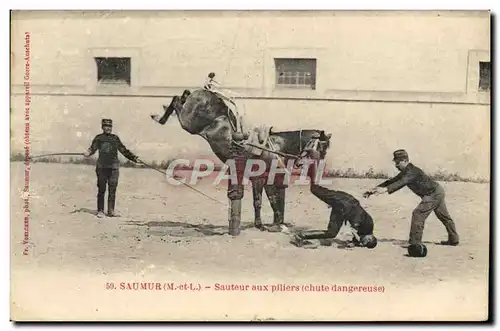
xmin=364 ymin=149 xmax=460 ymax=248
xmin=83 ymin=119 xmax=141 ymax=218
xmin=295 ymin=148 xmax=378 ymax=248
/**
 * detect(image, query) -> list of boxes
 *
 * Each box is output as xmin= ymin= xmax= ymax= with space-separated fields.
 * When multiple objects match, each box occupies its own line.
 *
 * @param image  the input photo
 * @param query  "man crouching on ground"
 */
xmin=294 ymin=148 xmax=377 ymax=249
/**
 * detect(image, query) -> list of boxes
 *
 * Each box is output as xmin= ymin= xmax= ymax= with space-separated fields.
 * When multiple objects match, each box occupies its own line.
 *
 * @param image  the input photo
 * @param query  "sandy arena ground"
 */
xmin=10 ymin=162 xmax=490 ymax=321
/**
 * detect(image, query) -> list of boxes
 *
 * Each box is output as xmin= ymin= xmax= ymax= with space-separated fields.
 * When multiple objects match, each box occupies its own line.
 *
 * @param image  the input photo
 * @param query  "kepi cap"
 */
xmin=392 ymin=149 xmax=409 ymax=161
xmin=101 ymin=118 xmax=113 ymax=127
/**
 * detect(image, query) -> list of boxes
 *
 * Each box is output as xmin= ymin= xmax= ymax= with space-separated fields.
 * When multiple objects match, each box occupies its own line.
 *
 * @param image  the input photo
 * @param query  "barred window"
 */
xmin=479 ymin=61 xmax=490 ymax=91
xmin=275 ymin=58 xmax=316 ymax=89
xmin=95 ymin=57 xmax=131 ymax=85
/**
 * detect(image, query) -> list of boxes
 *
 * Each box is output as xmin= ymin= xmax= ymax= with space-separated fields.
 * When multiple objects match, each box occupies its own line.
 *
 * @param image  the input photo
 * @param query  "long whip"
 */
xmin=138 ymin=159 xmax=226 ymax=206
xmin=27 ymin=152 xmax=225 ymax=205
xmin=29 ymin=152 xmax=85 ymax=159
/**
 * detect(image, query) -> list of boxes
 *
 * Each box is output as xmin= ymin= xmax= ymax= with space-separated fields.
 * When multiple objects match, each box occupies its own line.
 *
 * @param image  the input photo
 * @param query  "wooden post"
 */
xmin=228 ymin=199 xmax=242 ymax=236
xmin=227 ymin=155 xmax=246 ymax=236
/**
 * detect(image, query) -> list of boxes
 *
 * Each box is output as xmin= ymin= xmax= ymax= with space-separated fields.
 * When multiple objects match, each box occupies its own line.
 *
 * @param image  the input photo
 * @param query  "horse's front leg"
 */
xmin=251 ymin=177 xmax=266 ymax=230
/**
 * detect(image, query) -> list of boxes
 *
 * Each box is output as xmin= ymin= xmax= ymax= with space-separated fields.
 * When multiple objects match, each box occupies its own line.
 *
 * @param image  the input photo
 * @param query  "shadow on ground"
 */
xmin=124 ymin=219 xmax=261 ymax=237
xmin=290 ymin=236 xmax=442 ymax=250
xmin=70 ymin=208 xmax=97 ymax=216
xmin=377 ymin=238 xmax=445 ymax=246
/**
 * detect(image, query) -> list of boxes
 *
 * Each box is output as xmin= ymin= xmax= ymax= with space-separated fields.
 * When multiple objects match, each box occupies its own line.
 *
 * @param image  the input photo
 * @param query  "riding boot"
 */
xmin=229 ymin=199 xmax=242 ymax=236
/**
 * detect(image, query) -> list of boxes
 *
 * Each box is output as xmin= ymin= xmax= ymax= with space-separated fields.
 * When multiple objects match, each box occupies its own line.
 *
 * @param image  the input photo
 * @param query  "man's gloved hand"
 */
xmin=364 ymin=186 xmax=387 ymax=198
xmin=363 ymin=190 xmax=375 ymax=198
xmin=374 ymin=187 xmax=387 ymax=195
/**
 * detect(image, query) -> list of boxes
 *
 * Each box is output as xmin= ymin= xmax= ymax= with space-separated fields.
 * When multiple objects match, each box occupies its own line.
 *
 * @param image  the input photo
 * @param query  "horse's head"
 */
xmin=295 ymin=130 xmax=332 ymax=168
xmin=315 ymin=130 xmax=332 ymax=160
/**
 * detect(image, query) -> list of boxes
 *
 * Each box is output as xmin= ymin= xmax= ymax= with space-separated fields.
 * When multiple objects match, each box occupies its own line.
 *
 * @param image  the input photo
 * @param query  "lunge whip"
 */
xmin=29 ymin=152 xmax=85 ymax=159
xmin=138 ymin=159 xmax=226 ymax=206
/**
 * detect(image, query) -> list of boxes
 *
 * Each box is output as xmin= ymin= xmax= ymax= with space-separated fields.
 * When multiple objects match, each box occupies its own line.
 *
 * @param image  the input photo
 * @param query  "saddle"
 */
xmin=201 ymin=75 xmax=278 ymax=157
xmin=243 ymin=125 xmax=272 ymax=156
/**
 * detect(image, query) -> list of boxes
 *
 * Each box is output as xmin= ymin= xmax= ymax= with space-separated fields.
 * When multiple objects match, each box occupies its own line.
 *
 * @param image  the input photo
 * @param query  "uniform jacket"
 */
xmin=311 ymin=184 xmax=374 ymax=236
xmin=377 ymin=163 xmax=439 ymax=197
xmin=88 ymin=133 xmax=138 ymax=169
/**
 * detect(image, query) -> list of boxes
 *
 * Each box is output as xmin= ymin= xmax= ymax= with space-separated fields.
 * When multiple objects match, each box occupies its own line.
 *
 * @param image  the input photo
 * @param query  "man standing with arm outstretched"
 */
xmin=364 ymin=149 xmax=460 ymax=254
xmin=84 ymin=118 xmax=141 ymax=218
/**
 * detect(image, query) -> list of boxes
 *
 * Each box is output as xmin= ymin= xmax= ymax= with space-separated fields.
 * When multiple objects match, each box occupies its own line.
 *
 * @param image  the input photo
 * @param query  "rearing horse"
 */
xmin=151 ymin=89 xmax=331 ymax=235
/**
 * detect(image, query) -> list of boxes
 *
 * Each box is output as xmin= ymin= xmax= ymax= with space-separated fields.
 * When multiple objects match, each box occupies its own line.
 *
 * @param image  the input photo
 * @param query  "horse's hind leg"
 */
xmin=251 ymin=177 xmax=266 ymax=230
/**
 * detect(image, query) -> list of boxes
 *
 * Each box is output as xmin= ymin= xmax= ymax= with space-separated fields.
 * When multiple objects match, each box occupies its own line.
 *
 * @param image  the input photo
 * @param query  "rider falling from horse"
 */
xmin=204 ymin=72 xmax=249 ymax=138
xmin=293 ymin=142 xmax=378 ymax=249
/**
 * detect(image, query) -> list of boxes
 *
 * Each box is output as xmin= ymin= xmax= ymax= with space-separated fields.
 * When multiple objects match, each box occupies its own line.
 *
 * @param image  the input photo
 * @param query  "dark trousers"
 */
xmin=300 ymin=206 xmax=369 ymax=240
xmin=300 ymin=185 xmax=372 ymax=240
xmin=307 ymin=208 xmax=346 ymax=239
xmin=96 ymin=168 xmax=119 ymax=213
xmin=409 ymin=184 xmax=459 ymax=244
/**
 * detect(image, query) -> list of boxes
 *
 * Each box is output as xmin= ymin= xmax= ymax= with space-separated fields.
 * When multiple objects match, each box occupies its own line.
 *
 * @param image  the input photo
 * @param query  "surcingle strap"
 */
xmin=208 ymin=89 xmax=241 ymax=133
xmin=203 ymin=72 xmax=242 ymax=132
